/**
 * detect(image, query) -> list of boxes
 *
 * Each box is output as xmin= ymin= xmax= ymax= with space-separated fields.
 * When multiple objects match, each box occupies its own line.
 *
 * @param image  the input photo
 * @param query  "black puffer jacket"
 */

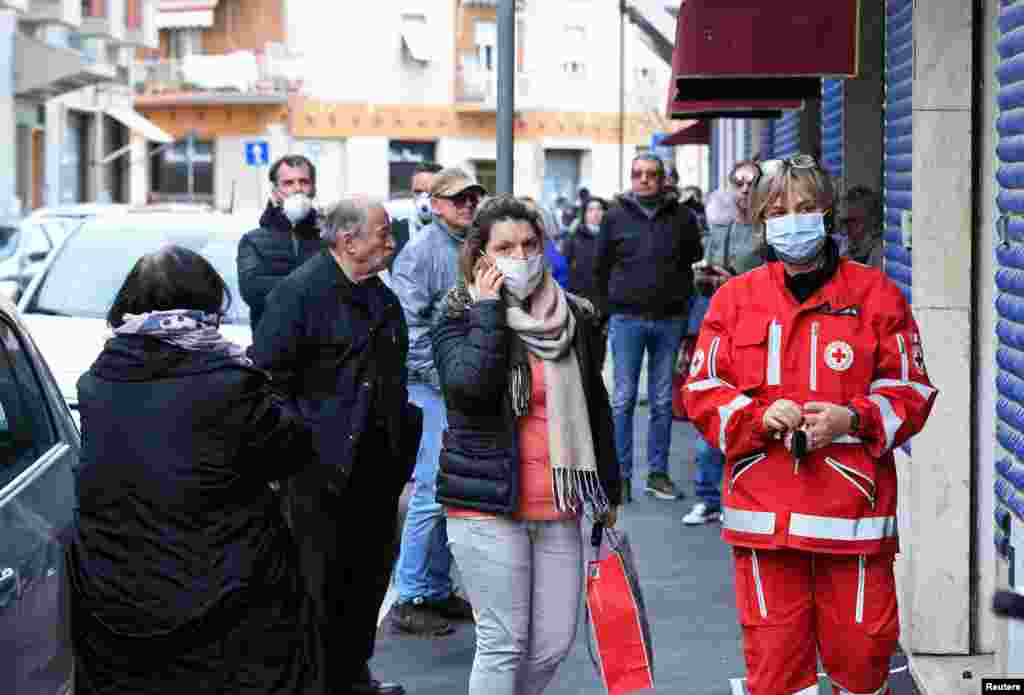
xmin=432 ymin=285 xmax=621 ymax=514
xmin=594 ymin=193 xmax=703 ymax=318
xmin=237 ymin=203 xmax=323 ymax=330
xmin=563 ymin=229 xmax=602 ymax=302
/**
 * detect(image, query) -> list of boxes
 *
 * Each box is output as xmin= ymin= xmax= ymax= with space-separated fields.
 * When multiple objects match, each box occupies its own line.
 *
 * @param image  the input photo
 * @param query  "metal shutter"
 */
xmin=743 ymin=119 xmax=754 ymax=160
xmin=995 ymin=0 xmax=1024 ymax=554
xmin=774 ymin=111 xmax=801 ymax=159
xmin=821 ymin=79 xmax=845 ymax=185
xmin=761 ymin=119 xmax=775 ymax=159
xmin=884 ymin=0 xmax=913 ymax=300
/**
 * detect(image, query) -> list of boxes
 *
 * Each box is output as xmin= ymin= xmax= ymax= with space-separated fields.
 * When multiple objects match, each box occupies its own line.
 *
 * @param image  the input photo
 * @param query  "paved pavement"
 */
xmin=373 ymin=409 xmax=920 ymax=695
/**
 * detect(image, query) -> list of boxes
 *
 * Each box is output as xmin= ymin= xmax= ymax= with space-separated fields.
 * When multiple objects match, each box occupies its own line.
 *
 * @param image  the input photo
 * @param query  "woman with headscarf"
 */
xmin=432 ymin=195 xmax=620 ymax=695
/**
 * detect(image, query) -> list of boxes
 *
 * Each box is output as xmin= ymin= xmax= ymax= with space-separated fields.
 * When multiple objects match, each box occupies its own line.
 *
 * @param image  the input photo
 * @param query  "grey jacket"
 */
xmin=391 ymin=218 xmax=464 ymax=387
xmin=704 ymin=221 xmax=764 ymax=276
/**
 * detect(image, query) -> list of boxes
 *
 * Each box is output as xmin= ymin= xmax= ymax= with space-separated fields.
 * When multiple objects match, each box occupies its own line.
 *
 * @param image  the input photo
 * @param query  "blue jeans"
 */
xmin=693 ymin=432 xmax=724 ymax=510
xmin=396 ymin=383 xmax=452 ymax=603
xmin=609 ymin=314 xmax=687 ymax=480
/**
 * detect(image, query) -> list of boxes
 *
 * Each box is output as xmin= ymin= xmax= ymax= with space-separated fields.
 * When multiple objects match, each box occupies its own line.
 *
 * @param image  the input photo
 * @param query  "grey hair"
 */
xmin=320 ymin=196 xmax=387 ymax=244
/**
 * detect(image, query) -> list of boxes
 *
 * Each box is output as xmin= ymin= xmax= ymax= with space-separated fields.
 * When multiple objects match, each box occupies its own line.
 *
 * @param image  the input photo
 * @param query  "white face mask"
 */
xmin=282 ymin=192 xmax=313 ymax=225
xmin=493 ymin=253 xmax=546 ymax=301
xmin=415 ymin=193 xmax=433 ymax=224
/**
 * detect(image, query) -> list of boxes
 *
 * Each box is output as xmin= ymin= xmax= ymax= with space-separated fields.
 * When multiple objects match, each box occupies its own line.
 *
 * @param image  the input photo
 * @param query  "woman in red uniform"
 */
xmin=682 ymin=155 xmax=937 ymax=695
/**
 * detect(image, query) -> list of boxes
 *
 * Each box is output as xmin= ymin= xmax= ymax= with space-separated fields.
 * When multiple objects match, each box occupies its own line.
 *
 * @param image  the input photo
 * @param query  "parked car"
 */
xmin=18 ymin=212 xmax=253 ymax=409
xmin=0 ymin=293 xmax=80 ymax=695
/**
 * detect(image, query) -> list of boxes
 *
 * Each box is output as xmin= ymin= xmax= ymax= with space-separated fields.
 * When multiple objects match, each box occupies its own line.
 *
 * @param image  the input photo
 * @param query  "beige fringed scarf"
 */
xmin=473 ymin=272 xmax=609 ymax=515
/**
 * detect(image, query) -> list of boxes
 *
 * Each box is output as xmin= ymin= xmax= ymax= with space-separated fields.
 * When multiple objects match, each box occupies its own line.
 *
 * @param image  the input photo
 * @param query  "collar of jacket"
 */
xmin=430 ymin=218 xmax=467 ymax=246
xmin=617 ymin=192 xmax=676 ymax=219
xmin=767 ymin=237 xmax=849 ymax=310
xmin=259 ymin=201 xmax=320 ymax=240
xmin=311 ymin=249 xmax=401 ymax=311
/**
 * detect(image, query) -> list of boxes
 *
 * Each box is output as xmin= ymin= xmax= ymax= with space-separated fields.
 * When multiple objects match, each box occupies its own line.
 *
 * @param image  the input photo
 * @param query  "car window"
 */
xmin=0 ymin=226 xmax=19 ymax=263
xmin=0 ymin=321 xmax=57 ymax=489
xmin=0 ymin=317 xmax=74 ymax=692
xmin=27 ymin=223 xmax=250 ymax=325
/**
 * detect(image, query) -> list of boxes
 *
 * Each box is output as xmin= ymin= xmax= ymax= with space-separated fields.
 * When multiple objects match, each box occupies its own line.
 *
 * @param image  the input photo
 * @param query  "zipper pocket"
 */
xmin=751 ymin=550 xmax=768 ymax=618
xmin=730 ymin=453 xmax=767 ymax=492
xmin=856 ymin=555 xmax=866 ymax=623
xmin=809 ymin=321 xmax=819 ymax=391
xmin=826 ymin=456 xmax=876 ymax=509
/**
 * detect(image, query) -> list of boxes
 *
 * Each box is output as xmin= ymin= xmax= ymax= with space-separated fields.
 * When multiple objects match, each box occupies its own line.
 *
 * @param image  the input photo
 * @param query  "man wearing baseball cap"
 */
xmin=387 ymin=167 xmax=487 ymax=635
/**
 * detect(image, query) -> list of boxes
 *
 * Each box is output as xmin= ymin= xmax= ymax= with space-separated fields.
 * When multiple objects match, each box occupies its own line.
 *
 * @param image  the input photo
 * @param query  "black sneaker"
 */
xmin=387 ymin=600 xmax=455 ymax=637
xmin=645 ymin=472 xmax=682 ymax=500
xmin=427 ymin=594 xmax=474 ymax=622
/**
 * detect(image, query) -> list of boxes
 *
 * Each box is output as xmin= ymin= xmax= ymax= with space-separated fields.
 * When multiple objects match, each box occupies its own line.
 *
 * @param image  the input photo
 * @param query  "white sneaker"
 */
xmin=682 ymin=502 xmax=721 ymax=525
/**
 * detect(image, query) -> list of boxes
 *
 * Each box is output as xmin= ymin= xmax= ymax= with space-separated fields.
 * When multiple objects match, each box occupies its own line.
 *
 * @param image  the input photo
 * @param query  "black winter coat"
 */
xmin=70 ymin=336 xmax=319 ymax=693
xmin=432 ymin=286 xmax=621 ymax=514
xmin=253 ymin=251 xmax=423 ymax=498
xmin=563 ymin=229 xmax=602 ymax=302
xmin=237 ymin=203 xmax=323 ymax=330
xmin=594 ymin=194 xmax=703 ymax=318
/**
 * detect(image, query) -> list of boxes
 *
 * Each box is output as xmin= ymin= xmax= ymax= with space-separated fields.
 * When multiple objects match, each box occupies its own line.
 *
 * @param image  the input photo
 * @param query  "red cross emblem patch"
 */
xmin=824 ymin=340 xmax=855 ymax=372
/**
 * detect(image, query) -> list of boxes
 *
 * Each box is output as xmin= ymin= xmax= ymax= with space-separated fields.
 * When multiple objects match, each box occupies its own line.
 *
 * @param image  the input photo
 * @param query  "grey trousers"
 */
xmin=447 ymin=516 xmax=583 ymax=695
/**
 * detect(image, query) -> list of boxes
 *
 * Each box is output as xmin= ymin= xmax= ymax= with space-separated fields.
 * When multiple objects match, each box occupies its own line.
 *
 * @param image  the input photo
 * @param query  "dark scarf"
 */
xmin=784 ymin=237 xmax=840 ymax=304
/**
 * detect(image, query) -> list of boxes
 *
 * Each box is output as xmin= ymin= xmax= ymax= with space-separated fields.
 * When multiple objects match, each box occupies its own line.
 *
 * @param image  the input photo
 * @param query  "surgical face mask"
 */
xmin=765 ymin=212 xmax=826 ymax=265
xmin=493 ymin=253 xmax=545 ymax=301
xmin=415 ymin=192 xmax=433 ymax=224
xmin=282 ymin=192 xmax=313 ymax=225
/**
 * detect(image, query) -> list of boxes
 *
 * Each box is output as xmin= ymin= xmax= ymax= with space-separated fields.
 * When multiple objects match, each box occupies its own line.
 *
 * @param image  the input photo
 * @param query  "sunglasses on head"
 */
xmin=755 ymin=154 xmax=820 ymax=184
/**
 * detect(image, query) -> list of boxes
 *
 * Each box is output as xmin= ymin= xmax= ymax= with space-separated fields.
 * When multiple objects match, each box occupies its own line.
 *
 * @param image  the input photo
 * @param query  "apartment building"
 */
xmin=133 ymin=0 xmax=696 ymax=212
xmin=0 ymin=0 xmax=161 ymax=215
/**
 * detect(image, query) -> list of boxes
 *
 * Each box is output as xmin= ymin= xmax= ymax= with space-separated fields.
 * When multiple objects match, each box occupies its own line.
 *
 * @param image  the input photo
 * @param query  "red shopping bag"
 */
xmin=586 ymin=525 xmax=654 ymax=695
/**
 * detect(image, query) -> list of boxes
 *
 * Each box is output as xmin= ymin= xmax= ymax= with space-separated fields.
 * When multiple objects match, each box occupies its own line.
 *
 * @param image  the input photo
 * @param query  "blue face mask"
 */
xmin=765 ymin=212 xmax=827 ymax=265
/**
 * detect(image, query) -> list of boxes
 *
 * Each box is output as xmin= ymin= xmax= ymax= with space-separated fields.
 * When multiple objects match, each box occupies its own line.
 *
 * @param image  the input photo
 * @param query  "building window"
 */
xmin=168 ymin=28 xmax=202 ymax=60
xmin=475 ymin=21 xmax=497 ymax=71
xmin=149 ymin=140 xmax=214 ymax=201
xmin=562 ymin=25 xmax=586 ymax=77
xmin=388 ymin=141 xmax=436 ymax=195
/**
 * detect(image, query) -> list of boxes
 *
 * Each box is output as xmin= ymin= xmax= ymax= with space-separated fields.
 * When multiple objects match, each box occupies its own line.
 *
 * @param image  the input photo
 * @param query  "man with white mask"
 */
xmin=237 ymin=154 xmax=323 ymax=330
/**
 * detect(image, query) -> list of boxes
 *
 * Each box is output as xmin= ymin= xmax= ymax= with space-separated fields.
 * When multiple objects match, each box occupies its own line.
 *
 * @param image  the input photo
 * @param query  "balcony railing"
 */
xmin=133 ymin=51 xmax=306 ymax=100
xmin=456 ymin=65 xmax=529 ymax=110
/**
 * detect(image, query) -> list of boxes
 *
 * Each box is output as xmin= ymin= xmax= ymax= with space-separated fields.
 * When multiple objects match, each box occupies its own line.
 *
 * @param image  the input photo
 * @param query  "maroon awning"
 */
xmin=661 ymin=120 xmax=711 ymax=146
xmin=665 ymin=0 xmax=857 ymax=115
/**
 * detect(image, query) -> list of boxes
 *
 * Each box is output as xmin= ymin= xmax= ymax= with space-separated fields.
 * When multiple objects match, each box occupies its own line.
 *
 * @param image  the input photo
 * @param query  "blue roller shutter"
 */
xmin=774 ymin=111 xmax=801 ymax=160
xmin=884 ymin=0 xmax=913 ymax=300
xmin=995 ymin=0 xmax=1024 ymax=554
xmin=743 ymin=120 xmax=754 ymax=160
xmin=761 ymin=119 xmax=775 ymax=159
xmin=821 ymin=79 xmax=845 ymax=185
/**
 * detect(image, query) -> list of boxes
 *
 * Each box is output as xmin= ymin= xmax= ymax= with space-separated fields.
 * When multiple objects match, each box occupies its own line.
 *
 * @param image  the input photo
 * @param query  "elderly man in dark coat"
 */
xmin=253 ymin=196 xmax=423 ymax=695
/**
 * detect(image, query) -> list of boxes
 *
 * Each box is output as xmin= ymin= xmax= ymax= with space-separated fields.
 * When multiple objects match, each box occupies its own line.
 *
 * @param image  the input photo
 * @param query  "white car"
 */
xmin=18 ymin=212 xmax=254 ymax=410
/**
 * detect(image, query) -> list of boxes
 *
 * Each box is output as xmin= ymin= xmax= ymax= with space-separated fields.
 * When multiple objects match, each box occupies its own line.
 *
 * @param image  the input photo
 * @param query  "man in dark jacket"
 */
xmin=237 ymin=155 xmax=323 ymax=330
xmin=253 ymin=196 xmax=423 ymax=695
xmin=595 ymin=153 xmax=703 ymax=503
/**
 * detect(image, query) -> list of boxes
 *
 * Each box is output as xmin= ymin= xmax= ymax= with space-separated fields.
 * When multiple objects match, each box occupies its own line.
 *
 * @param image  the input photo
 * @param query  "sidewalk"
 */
xmin=373 ymin=410 xmax=920 ymax=695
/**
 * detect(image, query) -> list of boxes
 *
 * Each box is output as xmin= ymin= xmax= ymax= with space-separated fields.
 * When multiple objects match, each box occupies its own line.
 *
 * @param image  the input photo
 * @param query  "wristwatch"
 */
xmin=845 ymin=406 xmax=861 ymax=436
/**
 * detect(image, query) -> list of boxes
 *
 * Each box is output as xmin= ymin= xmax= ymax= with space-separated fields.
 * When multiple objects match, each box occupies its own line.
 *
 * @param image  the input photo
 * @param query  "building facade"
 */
xmin=133 ymin=0 xmax=696 ymax=213
xmin=0 ymin=0 xmax=162 ymax=216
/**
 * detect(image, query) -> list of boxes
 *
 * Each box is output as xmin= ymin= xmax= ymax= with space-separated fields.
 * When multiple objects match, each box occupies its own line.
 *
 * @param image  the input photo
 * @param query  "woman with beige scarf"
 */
xmin=432 ymin=196 xmax=621 ymax=695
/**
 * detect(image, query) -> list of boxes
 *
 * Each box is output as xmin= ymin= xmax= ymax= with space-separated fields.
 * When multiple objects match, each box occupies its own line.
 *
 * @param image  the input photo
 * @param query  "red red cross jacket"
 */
xmin=682 ymin=259 xmax=937 ymax=555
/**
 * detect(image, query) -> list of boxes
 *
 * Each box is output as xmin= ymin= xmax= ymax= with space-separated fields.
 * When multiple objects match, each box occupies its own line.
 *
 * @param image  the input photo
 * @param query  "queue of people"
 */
xmin=64 ymin=148 xmax=930 ymax=695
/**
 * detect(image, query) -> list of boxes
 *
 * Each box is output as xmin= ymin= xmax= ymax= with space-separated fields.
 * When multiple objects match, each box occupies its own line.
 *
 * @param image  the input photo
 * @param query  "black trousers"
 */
xmin=285 ymin=430 xmax=403 ymax=692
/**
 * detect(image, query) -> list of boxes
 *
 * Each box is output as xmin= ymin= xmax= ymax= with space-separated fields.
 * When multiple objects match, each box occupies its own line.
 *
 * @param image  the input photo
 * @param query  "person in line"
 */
xmin=562 ymin=196 xmax=610 ymax=365
xmin=519 ymin=196 xmax=570 ymax=290
xmin=69 ymin=248 xmax=319 ymax=694
xmin=254 ymin=197 xmax=423 ymax=695
xmin=683 ymin=160 xmax=765 ymax=526
xmin=682 ymin=155 xmax=937 ymax=695
xmin=595 ymin=152 xmax=704 ymax=503
xmin=679 ymin=185 xmax=707 ymax=231
xmin=388 ymin=169 xmax=485 ymax=637
xmin=433 ymin=196 xmax=621 ymax=695
xmin=237 ymin=155 xmax=323 ymax=331
xmin=837 ymin=185 xmax=885 ymax=268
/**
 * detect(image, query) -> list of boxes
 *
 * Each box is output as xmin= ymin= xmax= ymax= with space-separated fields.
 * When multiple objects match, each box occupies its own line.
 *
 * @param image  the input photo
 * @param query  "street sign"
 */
xmin=245 ymin=141 xmax=269 ymax=167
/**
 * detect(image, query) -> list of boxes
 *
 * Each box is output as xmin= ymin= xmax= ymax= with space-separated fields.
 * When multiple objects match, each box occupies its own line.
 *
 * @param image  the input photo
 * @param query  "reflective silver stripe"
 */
xmin=792 ymin=685 xmax=821 ymax=695
xmin=856 ymin=555 xmax=865 ymax=623
xmin=832 ymin=434 xmax=865 ymax=445
xmin=789 ymin=513 xmax=898 ymax=542
xmin=722 ymin=506 xmax=776 ymax=535
xmin=869 ymin=394 xmax=903 ymax=450
xmin=896 ymin=333 xmax=908 ymax=381
xmin=810 ymin=321 xmax=819 ymax=391
xmin=870 ymin=377 xmax=937 ymax=400
xmin=686 ymin=377 xmax=735 ymax=392
xmin=751 ymin=550 xmax=768 ymax=618
xmin=767 ymin=319 xmax=782 ymax=386
xmin=718 ymin=394 xmax=752 ymax=452
xmin=708 ymin=336 xmax=722 ymax=379
xmin=834 ymin=678 xmax=888 ymax=695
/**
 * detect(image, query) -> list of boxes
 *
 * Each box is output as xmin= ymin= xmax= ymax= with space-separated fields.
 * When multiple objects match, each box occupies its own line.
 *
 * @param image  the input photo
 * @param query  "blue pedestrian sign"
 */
xmin=245 ymin=141 xmax=269 ymax=167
